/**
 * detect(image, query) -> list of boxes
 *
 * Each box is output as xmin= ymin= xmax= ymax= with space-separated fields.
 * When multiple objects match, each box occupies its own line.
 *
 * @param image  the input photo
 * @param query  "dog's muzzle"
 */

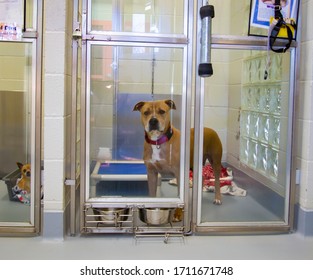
xmin=149 ymin=117 xmax=159 ymax=131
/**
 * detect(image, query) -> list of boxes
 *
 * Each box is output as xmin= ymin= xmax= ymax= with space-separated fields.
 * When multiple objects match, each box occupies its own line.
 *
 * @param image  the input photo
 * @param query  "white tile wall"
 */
xmin=42 ymin=160 xmax=65 ymax=210
xmin=43 ymin=0 xmax=71 ymax=215
xmin=44 ymin=75 xmax=65 ymax=116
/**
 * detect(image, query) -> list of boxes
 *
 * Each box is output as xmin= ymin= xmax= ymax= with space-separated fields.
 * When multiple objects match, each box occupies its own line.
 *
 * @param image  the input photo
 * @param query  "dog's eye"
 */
xmin=144 ymin=111 xmax=150 ymax=116
xmin=158 ymin=109 xmax=165 ymax=115
xmin=23 ymin=169 xmax=26 ymax=173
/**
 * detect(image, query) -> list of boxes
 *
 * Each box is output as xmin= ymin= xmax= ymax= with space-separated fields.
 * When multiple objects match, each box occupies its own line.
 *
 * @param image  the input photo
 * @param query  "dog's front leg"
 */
xmin=146 ymin=166 xmax=159 ymax=197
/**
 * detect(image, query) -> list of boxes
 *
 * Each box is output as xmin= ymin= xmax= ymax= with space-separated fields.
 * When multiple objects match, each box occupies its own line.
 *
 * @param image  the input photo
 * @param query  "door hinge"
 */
xmin=65 ymin=178 xmax=76 ymax=186
xmin=72 ymin=21 xmax=82 ymax=39
xmin=295 ymin=169 xmax=301 ymax=185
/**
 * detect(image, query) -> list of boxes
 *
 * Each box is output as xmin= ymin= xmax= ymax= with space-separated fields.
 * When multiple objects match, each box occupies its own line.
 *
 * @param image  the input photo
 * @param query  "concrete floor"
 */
xmin=0 ymin=232 xmax=313 ymax=260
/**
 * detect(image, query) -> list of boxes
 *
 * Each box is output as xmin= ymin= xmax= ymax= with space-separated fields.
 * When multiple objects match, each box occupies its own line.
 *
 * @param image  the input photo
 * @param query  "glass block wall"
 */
xmin=240 ymin=53 xmax=283 ymax=182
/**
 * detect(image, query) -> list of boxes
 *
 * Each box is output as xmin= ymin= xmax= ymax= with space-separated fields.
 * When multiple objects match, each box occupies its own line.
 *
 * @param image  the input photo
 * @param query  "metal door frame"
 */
xmin=0 ymin=0 xmax=43 ymax=236
xmin=78 ymin=0 xmax=195 ymax=235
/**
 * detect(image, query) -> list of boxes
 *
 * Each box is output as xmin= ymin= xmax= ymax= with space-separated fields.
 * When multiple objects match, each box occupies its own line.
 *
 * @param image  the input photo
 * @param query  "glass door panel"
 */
xmin=89 ymin=0 xmax=186 ymax=35
xmin=86 ymin=42 xmax=187 ymax=203
xmin=0 ymin=41 xmax=35 ymax=226
xmin=82 ymin=0 xmax=192 ymax=235
xmin=195 ymin=47 xmax=293 ymax=228
xmin=210 ymin=0 xmax=250 ymax=36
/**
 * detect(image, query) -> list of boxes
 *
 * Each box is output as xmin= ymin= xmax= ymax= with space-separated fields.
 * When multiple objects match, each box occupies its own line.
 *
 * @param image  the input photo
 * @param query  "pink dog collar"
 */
xmin=145 ymin=128 xmax=173 ymax=147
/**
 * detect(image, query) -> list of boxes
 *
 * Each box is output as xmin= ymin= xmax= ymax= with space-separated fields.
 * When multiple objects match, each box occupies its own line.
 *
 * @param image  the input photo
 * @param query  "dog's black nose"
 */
xmin=149 ymin=117 xmax=159 ymax=130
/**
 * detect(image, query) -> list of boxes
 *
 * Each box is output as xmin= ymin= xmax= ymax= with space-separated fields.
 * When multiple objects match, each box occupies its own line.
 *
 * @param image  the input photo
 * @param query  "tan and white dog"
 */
xmin=133 ymin=99 xmax=180 ymax=197
xmin=133 ymin=99 xmax=223 ymax=206
xmin=16 ymin=162 xmax=31 ymax=193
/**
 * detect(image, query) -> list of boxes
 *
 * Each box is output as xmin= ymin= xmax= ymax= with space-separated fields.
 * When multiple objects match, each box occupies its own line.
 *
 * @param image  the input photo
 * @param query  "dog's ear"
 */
xmin=165 ymin=99 xmax=176 ymax=110
xmin=16 ymin=162 xmax=23 ymax=170
xmin=133 ymin=101 xmax=145 ymax=112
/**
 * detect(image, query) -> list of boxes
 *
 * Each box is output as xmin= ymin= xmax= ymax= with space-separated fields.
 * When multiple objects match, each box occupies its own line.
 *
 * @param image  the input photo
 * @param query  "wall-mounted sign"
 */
xmin=249 ymin=0 xmax=299 ymax=38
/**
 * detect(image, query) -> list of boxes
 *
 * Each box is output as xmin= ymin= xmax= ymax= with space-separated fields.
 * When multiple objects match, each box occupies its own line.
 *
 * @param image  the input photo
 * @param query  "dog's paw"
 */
xmin=172 ymin=208 xmax=183 ymax=222
xmin=168 ymin=178 xmax=177 ymax=185
xmin=213 ymin=199 xmax=222 ymax=205
xmin=172 ymin=217 xmax=181 ymax=222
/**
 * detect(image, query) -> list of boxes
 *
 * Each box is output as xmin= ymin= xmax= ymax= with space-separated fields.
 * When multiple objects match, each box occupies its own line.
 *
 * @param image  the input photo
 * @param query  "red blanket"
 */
xmin=189 ymin=164 xmax=233 ymax=187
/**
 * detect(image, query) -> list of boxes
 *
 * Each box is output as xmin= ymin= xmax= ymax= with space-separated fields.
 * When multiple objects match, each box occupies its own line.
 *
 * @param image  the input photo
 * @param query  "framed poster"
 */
xmin=248 ymin=0 xmax=299 ymax=38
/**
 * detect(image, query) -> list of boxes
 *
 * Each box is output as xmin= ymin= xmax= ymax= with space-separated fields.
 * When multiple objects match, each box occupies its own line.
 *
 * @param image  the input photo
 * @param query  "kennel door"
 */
xmin=0 ymin=39 xmax=41 ymax=234
xmin=81 ymin=0 xmax=194 ymax=235
xmin=192 ymin=44 xmax=296 ymax=233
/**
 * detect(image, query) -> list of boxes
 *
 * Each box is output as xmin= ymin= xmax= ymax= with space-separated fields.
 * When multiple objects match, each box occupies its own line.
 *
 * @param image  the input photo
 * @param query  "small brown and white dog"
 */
xmin=133 ymin=99 xmax=223 ymax=206
xmin=16 ymin=162 xmax=31 ymax=193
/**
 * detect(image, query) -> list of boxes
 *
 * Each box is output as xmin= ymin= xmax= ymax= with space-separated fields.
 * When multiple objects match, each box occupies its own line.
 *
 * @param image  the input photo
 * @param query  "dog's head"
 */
xmin=17 ymin=162 xmax=31 ymax=179
xmin=133 ymin=99 xmax=176 ymax=139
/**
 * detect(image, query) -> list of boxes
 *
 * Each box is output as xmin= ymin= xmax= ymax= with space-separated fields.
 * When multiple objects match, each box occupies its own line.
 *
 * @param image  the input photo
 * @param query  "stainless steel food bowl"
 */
xmin=93 ymin=208 xmax=129 ymax=224
xmin=139 ymin=208 xmax=174 ymax=225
